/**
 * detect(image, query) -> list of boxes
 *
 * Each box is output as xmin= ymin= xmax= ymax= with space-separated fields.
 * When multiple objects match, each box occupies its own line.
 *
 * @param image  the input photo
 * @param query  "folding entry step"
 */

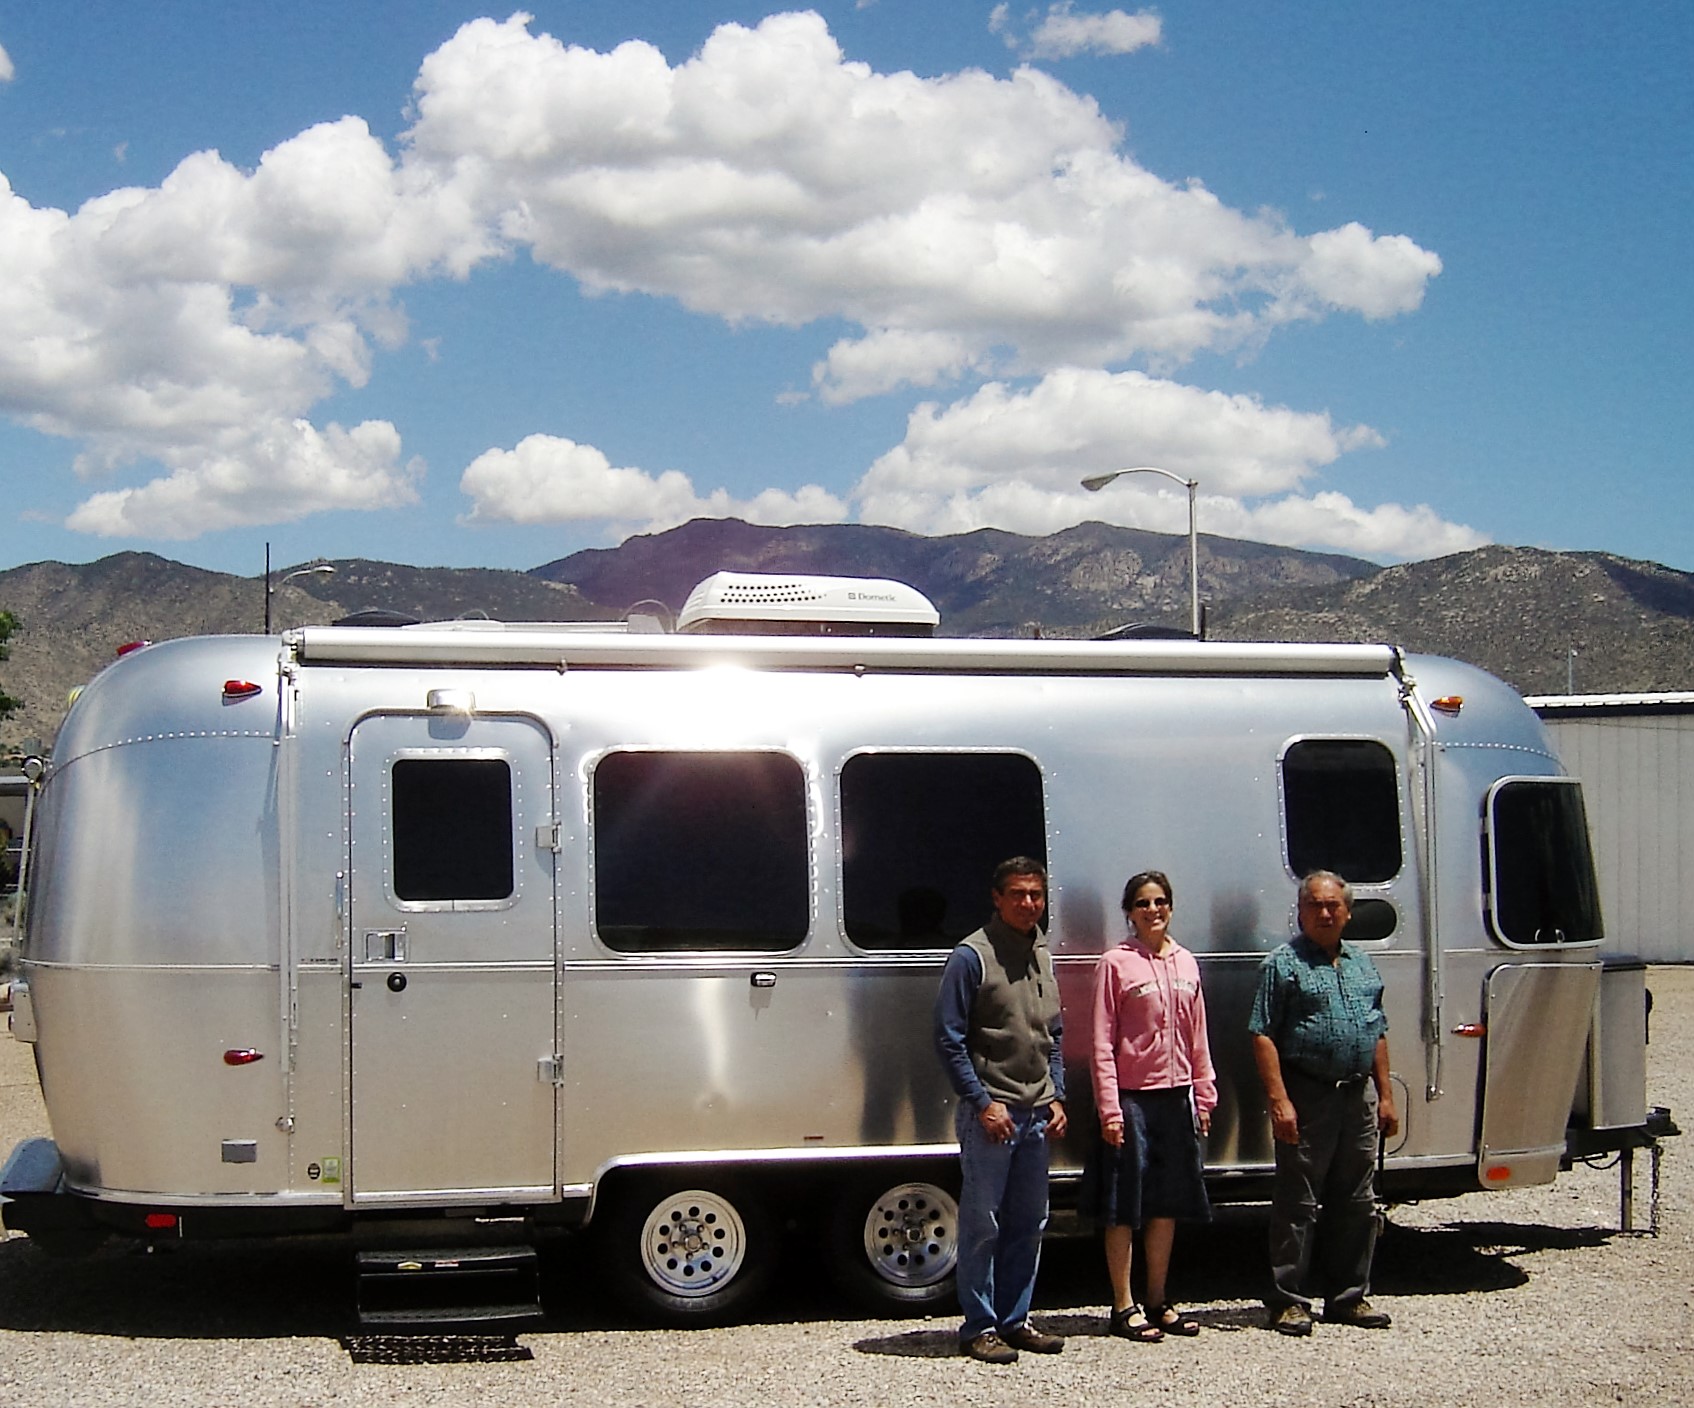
xmin=355 ymin=1246 xmax=544 ymax=1331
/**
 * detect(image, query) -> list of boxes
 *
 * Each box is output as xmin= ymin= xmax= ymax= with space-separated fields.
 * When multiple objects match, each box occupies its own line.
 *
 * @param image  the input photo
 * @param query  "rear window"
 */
xmin=1486 ymin=778 xmax=1603 ymax=946
xmin=593 ymin=750 xmax=810 ymax=953
xmin=1282 ymin=738 xmax=1403 ymax=886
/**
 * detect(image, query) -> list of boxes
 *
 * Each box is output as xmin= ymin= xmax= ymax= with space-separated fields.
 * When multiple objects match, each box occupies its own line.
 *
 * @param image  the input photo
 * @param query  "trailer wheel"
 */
xmin=598 ymin=1179 xmax=774 ymax=1326
xmin=828 ymin=1178 xmax=959 ymax=1314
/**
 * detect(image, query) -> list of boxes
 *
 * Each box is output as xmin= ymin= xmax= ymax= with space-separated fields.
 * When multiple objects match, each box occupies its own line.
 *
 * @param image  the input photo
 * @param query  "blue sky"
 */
xmin=0 ymin=1 xmax=1689 ymax=579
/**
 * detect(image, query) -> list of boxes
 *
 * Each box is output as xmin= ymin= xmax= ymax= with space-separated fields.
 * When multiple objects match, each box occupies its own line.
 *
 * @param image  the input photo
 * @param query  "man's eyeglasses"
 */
xmin=1130 ymin=897 xmax=1171 ymax=910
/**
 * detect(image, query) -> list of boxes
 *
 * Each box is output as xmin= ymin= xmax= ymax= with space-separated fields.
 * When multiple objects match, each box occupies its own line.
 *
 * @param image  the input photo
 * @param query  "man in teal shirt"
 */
xmin=1250 ymin=870 xmax=1399 ymax=1336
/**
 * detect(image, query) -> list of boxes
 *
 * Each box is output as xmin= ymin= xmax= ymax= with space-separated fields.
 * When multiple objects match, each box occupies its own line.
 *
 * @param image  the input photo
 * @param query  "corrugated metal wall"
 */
xmin=1541 ymin=713 xmax=1694 ymax=963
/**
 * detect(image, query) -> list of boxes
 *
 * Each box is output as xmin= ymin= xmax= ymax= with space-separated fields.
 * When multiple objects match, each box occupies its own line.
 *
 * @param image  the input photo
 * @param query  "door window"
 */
xmin=392 ymin=757 xmax=514 ymax=902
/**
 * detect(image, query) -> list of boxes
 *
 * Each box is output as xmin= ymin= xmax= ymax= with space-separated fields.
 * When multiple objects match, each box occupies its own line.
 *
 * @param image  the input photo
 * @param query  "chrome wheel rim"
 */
xmin=860 ymin=1182 xmax=958 ymax=1288
xmin=639 ymin=1190 xmax=748 ymax=1298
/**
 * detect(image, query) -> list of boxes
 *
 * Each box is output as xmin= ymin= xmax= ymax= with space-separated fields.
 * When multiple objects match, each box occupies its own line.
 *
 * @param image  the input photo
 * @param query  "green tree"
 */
xmin=0 ymin=610 xmax=19 ymax=721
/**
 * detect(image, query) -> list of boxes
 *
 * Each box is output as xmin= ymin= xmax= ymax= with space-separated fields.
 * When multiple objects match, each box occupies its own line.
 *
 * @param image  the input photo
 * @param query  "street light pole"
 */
xmin=265 ymin=553 xmax=337 ymax=634
xmin=1081 ymin=466 xmax=1200 ymax=638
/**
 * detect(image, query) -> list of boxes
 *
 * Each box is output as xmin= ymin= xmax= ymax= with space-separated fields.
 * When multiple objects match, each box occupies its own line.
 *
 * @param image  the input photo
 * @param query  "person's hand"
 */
xmin=978 ymin=1100 xmax=1014 ymax=1142
xmin=1046 ymin=1100 xmax=1067 ymax=1139
xmin=1197 ymin=1109 xmax=1212 ymax=1137
xmin=1269 ymin=1095 xmax=1299 ymax=1145
xmin=1102 ymin=1117 xmax=1124 ymax=1147
xmin=1376 ymin=1091 xmax=1400 ymax=1140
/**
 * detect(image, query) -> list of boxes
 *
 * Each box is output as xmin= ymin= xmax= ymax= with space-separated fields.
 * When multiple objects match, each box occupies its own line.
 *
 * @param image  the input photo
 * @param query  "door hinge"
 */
xmin=537 ymin=1056 xmax=564 ymax=1086
xmin=535 ymin=823 xmax=562 ymax=854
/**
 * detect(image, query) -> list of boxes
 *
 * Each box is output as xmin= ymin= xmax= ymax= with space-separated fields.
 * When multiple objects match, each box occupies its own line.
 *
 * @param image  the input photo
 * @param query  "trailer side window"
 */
xmin=1282 ymin=739 xmax=1401 ymax=885
xmin=841 ymin=752 xmax=1046 ymax=952
xmin=594 ymin=751 xmax=809 ymax=953
xmin=1486 ymin=779 xmax=1603 ymax=946
xmin=392 ymin=758 xmax=514 ymax=902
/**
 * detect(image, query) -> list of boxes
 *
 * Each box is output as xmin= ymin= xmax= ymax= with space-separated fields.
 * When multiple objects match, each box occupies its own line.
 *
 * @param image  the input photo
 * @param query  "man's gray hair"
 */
xmin=1298 ymin=870 xmax=1354 ymax=906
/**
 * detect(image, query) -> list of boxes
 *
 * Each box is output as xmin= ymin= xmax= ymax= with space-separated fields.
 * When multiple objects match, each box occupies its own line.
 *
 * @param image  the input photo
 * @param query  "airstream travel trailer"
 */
xmin=0 ymin=573 xmax=1653 ymax=1326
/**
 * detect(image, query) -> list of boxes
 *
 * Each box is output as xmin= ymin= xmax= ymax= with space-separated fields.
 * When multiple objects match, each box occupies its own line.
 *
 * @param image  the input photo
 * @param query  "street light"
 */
xmin=264 ymin=542 xmax=336 ymax=633
xmin=1081 ymin=466 xmax=1201 ymax=638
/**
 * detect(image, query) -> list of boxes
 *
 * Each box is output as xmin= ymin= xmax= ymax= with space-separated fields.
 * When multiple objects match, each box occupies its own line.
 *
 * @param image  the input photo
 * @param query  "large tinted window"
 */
xmin=393 ymin=757 xmax=514 ymax=902
xmin=841 ymin=752 xmax=1046 ymax=951
xmin=1487 ymin=779 xmax=1603 ymax=945
xmin=594 ymin=751 xmax=809 ymax=953
xmin=1282 ymin=739 xmax=1402 ymax=885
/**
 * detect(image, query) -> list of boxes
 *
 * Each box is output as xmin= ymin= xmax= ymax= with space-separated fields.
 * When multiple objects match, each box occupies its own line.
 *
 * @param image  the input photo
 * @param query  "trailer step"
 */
xmin=355 ymin=1246 xmax=543 ymax=1332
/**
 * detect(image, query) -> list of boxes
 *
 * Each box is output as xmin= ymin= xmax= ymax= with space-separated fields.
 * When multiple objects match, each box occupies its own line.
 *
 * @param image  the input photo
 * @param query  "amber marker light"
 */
xmin=1431 ymin=696 xmax=1464 ymax=715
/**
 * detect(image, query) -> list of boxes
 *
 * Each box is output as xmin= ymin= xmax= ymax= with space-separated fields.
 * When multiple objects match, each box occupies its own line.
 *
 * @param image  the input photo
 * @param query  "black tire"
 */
xmin=827 ymin=1176 xmax=959 ymax=1315
xmin=596 ymin=1177 xmax=775 ymax=1326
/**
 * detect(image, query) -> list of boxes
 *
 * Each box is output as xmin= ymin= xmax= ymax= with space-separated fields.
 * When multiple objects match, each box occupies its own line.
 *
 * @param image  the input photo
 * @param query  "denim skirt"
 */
xmin=1081 ymin=1085 xmax=1212 ymax=1228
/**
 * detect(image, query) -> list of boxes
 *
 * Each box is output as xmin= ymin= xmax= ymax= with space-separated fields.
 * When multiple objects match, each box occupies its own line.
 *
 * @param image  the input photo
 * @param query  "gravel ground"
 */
xmin=1 ymin=970 xmax=1689 ymax=1408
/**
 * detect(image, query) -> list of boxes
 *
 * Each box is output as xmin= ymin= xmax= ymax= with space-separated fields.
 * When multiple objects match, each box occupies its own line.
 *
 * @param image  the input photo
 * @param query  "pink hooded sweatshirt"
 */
xmin=1090 ymin=937 xmax=1218 ymax=1120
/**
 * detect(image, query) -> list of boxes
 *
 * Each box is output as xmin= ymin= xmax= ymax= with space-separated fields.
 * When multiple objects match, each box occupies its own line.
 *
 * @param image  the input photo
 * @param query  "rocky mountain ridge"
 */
xmin=3 ymin=519 xmax=1691 ymax=750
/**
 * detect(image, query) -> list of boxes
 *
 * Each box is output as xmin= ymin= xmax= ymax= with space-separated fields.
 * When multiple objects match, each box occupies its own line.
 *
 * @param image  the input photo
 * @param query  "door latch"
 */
xmin=364 ymin=928 xmax=407 ymax=962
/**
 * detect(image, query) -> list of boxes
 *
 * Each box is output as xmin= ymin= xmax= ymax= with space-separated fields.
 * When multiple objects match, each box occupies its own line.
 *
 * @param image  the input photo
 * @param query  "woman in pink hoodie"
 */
xmin=1089 ymin=870 xmax=1217 ymax=1341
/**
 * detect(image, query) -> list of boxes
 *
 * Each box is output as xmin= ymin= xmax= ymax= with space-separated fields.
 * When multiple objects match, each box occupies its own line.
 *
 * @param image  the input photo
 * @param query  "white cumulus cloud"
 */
xmin=403 ymin=12 xmax=1439 ymax=401
xmin=853 ymin=368 xmax=1482 ymax=559
xmin=992 ymin=4 xmax=1163 ymax=60
xmin=0 ymin=41 xmax=15 ymax=83
xmin=460 ymin=433 xmax=847 ymax=534
xmin=65 ymin=419 xmax=421 ymax=539
xmin=0 ymin=10 xmax=1443 ymax=545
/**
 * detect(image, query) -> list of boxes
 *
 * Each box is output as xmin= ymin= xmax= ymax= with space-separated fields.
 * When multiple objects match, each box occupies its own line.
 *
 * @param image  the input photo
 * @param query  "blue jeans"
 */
xmin=955 ymin=1101 xmax=1052 ymax=1340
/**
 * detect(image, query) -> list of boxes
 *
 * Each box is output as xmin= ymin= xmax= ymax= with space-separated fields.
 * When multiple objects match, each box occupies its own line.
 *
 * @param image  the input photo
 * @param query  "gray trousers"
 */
xmin=1268 ymin=1070 xmax=1380 ymax=1310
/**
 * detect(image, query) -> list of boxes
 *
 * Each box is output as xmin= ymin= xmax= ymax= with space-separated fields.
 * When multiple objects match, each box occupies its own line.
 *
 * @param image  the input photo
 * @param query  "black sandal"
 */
xmin=1147 ymin=1302 xmax=1201 ymax=1336
xmin=1109 ymin=1305 xmax=1164 ymax=1342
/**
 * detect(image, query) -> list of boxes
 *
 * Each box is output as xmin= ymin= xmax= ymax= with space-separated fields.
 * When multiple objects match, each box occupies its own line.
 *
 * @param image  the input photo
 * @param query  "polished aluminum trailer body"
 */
xmin=5 ymin=619 xmax=1619 ymax=1317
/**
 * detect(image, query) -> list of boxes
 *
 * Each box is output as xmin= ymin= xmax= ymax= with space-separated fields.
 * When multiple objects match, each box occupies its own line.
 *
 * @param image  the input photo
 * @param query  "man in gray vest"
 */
xmin=934 ymin=856 xmax=1068 ymax=1363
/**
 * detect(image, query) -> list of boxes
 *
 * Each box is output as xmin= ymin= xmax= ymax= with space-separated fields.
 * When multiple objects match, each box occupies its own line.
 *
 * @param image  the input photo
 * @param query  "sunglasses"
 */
xmin=1130 ymin=896 xmax=1171 ymax=910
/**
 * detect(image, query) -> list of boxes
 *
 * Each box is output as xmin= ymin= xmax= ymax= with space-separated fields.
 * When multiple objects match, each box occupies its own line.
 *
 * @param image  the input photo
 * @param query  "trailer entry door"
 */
xmin=347 ymin=713 xmax=558 ymax=1205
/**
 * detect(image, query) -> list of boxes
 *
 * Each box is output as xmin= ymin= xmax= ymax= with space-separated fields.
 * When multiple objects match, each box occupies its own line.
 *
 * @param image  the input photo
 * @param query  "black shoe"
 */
xmin=1268 ymin=1302 xmax=1314 ymax=1336
xmin=1325 ymin=1298 xmax=1391 ymax=1328
xmin=961 ymin=1331 xmax=1019 ymax=1363
xmin=1001 ymin=1322 xmax=1064 ymax=1354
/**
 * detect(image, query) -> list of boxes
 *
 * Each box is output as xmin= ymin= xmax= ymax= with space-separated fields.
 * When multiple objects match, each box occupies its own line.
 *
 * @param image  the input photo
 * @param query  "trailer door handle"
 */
xmin=365 ymin=929 xmax=407 ymax=962
xmin=750 ymin=972 xmax=777 ymax=989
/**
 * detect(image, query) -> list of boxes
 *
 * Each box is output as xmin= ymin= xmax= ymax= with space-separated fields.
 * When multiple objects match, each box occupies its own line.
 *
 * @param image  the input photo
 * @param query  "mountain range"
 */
xmin=4 ymin=517 xmax=1692 ymax=752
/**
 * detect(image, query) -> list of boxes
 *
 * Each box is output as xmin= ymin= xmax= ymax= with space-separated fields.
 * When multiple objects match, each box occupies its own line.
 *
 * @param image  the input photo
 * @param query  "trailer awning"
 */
xmin=291 ymin=625 xmax=1399 ymax=679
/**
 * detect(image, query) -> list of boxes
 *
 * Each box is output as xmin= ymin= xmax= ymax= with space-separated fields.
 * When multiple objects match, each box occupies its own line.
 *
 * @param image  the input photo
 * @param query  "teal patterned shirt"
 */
xmin=1248 ymin=934 xmax=1388 ymax=1082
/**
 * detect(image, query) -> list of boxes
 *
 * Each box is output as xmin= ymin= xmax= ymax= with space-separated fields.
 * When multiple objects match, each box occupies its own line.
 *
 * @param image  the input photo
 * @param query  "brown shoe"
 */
xmin=961 ymin=1331 xmax=1019 ymax=1364
xmin=1001 ymin=1322 xmax=1064 ymax=1354
xmin=1268 ymin=1302 xmax=1314 ymax=1336
xmin=1325 ymin=1298 xmax=1391 ymax=1328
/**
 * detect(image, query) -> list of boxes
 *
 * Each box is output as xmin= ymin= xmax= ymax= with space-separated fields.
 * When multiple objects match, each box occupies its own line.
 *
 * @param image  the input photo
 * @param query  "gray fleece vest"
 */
xmin=963 ymin=917 xmax=1061 ymax=1107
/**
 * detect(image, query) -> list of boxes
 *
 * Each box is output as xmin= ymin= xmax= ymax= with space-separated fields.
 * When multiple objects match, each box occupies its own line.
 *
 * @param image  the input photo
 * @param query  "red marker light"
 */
xmin=1484 ymin=1165 xmax=1512 ymax=1183
xmin=222 ymin=680 xmax=263 ymax=700
xmin=144 ymin=1213 xmax=178 ymax=1229
xmin=223 ymin=1049 xmax=265 ymax=1065
xmin=116 ymin=641 xmax=151 ymax=657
